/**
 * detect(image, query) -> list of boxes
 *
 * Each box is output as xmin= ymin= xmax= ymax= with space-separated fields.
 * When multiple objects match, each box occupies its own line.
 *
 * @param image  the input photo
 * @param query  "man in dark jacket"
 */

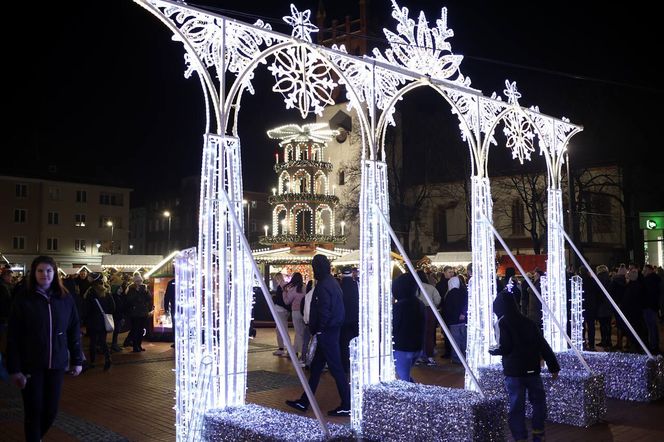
xmin=286 ymin=254 xmax=350 ymax=417
xmin=490 ymin=288 xmax=560 ymax=442
xmin=339 ymin=268 xmax=359 ymax=375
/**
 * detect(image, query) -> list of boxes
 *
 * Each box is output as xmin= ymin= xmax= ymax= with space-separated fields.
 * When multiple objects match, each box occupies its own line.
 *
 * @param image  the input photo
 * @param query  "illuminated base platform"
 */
xmin=202 ymin=403 xmax=354 ymax=441
xmin=361 ymin=380 xmax=505 ymax=441
xmin=556 ymin=351 xmax=664 ymax=402
xmin=478 ymin=365 xmax=606 ymax=427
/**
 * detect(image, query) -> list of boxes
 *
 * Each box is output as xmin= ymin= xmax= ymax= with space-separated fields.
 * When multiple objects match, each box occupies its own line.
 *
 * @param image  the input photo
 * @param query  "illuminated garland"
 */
xmin=268 ymin=193 xmax=339 ymax=205
xmin=259 ymin=233 xmax=346 ymax=245
xmin=274 ymin=159 xmax=333 ymax=173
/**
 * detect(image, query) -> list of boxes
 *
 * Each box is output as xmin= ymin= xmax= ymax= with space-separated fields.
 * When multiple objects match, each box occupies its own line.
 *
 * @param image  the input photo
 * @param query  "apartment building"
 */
xmin=0 ymin=175 xmax=131 ymax=272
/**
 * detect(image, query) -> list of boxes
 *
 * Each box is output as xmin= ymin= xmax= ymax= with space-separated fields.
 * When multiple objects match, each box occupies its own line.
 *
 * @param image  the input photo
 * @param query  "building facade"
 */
xmin=0 ymin=175 xmax=131 ymax=271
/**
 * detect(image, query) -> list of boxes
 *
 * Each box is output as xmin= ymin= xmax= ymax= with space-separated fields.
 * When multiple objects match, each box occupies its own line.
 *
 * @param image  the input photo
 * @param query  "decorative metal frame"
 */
xmin=135 ymin=0 xmax=583 ymax=437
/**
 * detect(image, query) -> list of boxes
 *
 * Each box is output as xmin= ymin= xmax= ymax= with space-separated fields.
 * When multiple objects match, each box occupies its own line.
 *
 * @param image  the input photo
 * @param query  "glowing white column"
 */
xmin=466 ymin=176 xmax=498 ymax=391
xmin=545 ymin=188 xmax=567 ymax=351
xmin=570 ymin=275 xmax=584 ymax=352
xmin=197 ymin=134 xmax=253 ymax=410
xmin=354 ymin=159 xmax=393 ymax=431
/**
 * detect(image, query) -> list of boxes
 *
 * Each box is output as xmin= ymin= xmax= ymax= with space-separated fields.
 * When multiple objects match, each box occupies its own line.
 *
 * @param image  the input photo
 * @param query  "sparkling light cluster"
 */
xmin=556 ymin=351 xmax=664 ymax=402
xmin=202 ymin=403 xmax=354 ymax=441
xmin=545 ymin=188 xmax=567 ymax=352
xmin=478 ymin=365 xmax=606 ymax=428
xmin=361 ymin=381 xmax=505 ymax=441
xmin=570 ymin=275 xmax=584 ymax=352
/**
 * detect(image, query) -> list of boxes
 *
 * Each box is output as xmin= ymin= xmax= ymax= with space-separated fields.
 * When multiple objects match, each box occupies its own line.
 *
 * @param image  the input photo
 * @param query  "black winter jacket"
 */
xmin=6 ymin=288 xmax=84 ymax=374
xmin=392 ymin=273 xmax=424 ymax=352
xmin=340 ymin=276 xmax=359 ymax=329
xmin=83 ymin=287 xmax=116 ymax=334
xmin=489 ymin=291 xmax=560 ymax=377
xmin=308 ymin=257 xmax=344 ymax=334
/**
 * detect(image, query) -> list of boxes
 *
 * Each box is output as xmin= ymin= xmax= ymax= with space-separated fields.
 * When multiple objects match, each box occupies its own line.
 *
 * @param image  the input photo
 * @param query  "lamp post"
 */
xmin=340 ymin=220 xmax=345 ymax=236
xmin=106 ymin=220 xmax=114 ymax=254
xmin=242 ymin=200 xmax=251 ymax=240
xmin=163 ymin=211 xmax=172 ymax=251
xmin=263 ymin=224 xmax=269 ymax=238
xmin=129 ymin=244 xmax=134 ymax=254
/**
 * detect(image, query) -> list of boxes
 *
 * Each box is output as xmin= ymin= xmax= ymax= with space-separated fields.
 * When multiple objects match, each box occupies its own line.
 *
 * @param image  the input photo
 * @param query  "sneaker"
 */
xmin=110 ymin=344 xmax=122 ymax=353
xmin=426 ymin=357 xmax=437 ymax=366
xmin=285 ymin=399 xmax=308 ymax=412
xmin=414 ymin=357 xmax=426 ymax=366
xmin=273 ymin=349 xmax=286 ymax=356
xmin=327 ymin=406 xmax=351 ymax=417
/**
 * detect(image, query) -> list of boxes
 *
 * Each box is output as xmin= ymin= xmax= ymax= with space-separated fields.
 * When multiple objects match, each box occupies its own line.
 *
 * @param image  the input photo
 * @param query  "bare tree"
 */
xmin=493 ymin=172 xmax=548 ymax=254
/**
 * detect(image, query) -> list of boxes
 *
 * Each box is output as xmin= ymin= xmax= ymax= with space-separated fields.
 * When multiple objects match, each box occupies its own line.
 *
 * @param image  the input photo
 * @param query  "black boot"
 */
xmin=104 ymin=357 xmax=112 ymax=371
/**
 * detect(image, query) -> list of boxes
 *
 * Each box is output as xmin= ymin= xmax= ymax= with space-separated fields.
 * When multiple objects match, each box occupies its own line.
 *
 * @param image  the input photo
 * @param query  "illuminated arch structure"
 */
xmin=135 ymin=0 xmax=585 ymax=438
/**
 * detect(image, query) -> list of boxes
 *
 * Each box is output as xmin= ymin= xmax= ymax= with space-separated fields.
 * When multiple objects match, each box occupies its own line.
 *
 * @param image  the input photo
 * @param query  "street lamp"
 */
xmin=163 ymin=211 xmax=172 ymax=251
xmin=242 ymin=200 xmax=251 ymax=239
xmin=106 ymin=220 xmax=114 ymax=254
xmin=281 ymin=218 xmax=287 ymax=235
xmin=129 ymin=244 xmax=134 ymax=253
xmin=264 ymin=224 xmax=269 ymax=237
xmin=340 ymin=220 xmax=345 ymax=235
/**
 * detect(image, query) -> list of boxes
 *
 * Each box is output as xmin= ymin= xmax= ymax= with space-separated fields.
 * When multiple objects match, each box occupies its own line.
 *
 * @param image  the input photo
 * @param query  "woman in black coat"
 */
xmin=83 ymin=273 xmax=115 ymax=370
xmin=7 ymin=256 xmax=84 ymax=442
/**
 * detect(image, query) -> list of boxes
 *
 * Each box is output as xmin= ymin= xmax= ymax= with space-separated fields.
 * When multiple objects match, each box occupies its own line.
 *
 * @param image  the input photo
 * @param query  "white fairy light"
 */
xmin=545 ymin=188 xmax=567 ymax=351
xmin=283 ymin=4 xmax=317 ymax=43
xmin=267 ymin=123 xmax=339 ymax=145
xmin=570 ymin=275 xmax=584 ymax=352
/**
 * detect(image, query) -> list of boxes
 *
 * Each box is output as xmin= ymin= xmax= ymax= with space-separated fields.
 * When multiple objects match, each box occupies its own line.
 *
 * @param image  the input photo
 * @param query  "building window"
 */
xmin=48 ymin=212 xmax=60 ymax=225
xmin=75 ymin=214 xmax=87 ymax=227
xmin=100 ymin=192 xmax=124 ymax=206
xmin=75 ymin=239 xmax=86 ymax=252
xmin=14 ymin=209 xmax=26 ymax=223
xmin=16 ymin=183 xmax=28 ymax=198
xmin=433 ymin=206 xmax=448 ymax=245
xmin=591 ymin=193 xmax=613 ymax=234
xmin=76 ymin=190 xmax=87 ymax=203
xmin=511 ymin=199 xmax=525 ymax=236
xmin=338 ymin=170 xmax=345 ymax=186
xmin=47 ymin=238 xmax=59 ymax=251
xmin=48 ymin=186 xmax=61 ymax=200
xmin=13 ymin=236 xmax=25 ymax=250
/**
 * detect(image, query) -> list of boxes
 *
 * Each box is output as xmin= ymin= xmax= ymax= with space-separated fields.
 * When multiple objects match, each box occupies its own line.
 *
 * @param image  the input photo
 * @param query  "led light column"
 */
xmin=355 ymin=159 xmax=393 ymax=431
xmin=570 ymin=275 xmax=584 ymax=352
xmin=198 ymin=134 xmax=253 ymax=410
xmin=545 ymin=188 xmax=567 ymax=351
xmin=466 ymin=176 xmax=498 ymax=391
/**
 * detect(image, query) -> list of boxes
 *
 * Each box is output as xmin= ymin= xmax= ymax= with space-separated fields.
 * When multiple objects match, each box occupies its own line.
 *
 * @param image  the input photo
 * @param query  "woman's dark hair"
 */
xmin=28 ymin=255 xmax=68 ymax=298
xmin=286 ymin=272 xmax=304 ymax=293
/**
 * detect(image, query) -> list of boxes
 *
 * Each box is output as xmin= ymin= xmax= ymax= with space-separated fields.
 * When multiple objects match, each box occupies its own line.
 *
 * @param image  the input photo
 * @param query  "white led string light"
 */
xmin=134 ymin=1 xmax=585 ymax=438
xmin=570 ymin=275 xmax=584 ymax=352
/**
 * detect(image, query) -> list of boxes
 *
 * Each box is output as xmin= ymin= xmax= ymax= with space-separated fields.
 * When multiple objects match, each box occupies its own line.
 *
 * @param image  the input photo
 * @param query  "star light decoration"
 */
xmin=502 ymin=80 xmax=536 ymax=164
xmin=268 ymin=5 xmax=335 ymax=118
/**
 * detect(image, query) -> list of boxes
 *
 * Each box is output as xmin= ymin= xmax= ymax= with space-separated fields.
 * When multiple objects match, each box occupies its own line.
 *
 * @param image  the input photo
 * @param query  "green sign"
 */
xmin=639 ymin=212 xmax=664 ymax=230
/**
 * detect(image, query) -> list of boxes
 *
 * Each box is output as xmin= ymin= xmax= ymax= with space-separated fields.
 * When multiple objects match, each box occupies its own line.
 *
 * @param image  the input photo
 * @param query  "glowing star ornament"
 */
xmin=283 ymin=4 xmax=317 ymax=42
xmin=501 ymin=81 xmax=536 ymax=164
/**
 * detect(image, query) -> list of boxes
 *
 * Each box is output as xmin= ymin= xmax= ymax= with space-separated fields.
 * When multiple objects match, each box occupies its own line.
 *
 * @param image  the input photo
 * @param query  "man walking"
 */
xmin=490 ymin=284 xmax=560 ymax=442
xmin=286 ymin=254 xmax=351 ymax=417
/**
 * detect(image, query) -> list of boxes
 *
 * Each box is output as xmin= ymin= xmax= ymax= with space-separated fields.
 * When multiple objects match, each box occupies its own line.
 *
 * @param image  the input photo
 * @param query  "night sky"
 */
xmin=5 ymin=1 xmax=662 ymax=207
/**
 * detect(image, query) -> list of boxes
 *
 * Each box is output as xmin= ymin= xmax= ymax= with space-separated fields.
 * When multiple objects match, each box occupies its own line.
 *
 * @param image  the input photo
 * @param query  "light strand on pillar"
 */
xmin=570 ymin=275 xmax=584 ymax=352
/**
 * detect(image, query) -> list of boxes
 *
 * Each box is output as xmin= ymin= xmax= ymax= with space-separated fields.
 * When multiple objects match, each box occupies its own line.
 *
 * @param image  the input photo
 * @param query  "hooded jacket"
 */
xmin=392 ymin=273 xmax=425 ymax=352
xmin=308 ymin=255 xmax=345 ymax=334
xmin=489 ymin=290 xmax=560 ymax=377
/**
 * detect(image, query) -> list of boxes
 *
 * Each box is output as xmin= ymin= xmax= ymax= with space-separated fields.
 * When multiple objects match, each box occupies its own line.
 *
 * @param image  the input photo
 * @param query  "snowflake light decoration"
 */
xmin=268 ymin=47 xmax=337 ymax=118
xmin=267 ymin=123 xmax=339 ymax=145
xmin=373 ymin=1 xmax=468 ymax=85
xmin=501 ymin=81 xmax=536 ymax=164
xmin=283 ymin=4 xmax=317 ymax=42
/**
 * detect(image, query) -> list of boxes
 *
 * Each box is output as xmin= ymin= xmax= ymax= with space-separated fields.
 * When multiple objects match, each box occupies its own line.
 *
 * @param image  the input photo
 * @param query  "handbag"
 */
xmin=305 ymin=334 xmax=317 ymax=366
xmin=95 ymin=298 xmax=115 ymax=333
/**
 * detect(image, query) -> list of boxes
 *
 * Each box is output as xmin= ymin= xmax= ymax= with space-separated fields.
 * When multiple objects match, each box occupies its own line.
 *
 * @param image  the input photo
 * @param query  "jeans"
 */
xmin=393 ymin=350 xmax=419 ymax=382
xmin=505 ymin=375 xmax=547 ymax=441
xmin=274 ymin=305 xmax=291 ymax=349
xmin=449 ymin=324 xmax=467 ymax=363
